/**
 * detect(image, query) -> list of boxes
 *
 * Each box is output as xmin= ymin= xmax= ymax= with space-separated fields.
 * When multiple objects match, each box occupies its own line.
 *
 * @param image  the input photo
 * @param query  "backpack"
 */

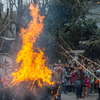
xmin=76 ymin=80 xmax=81 ymax=88
xmin=95 ymin=79 xmax=99 ymax=85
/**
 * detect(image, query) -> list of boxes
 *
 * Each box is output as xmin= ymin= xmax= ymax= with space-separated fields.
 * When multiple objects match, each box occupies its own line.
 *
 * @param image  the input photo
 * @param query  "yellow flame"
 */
xmin=10 ymin=3 xmax=54 ymax=89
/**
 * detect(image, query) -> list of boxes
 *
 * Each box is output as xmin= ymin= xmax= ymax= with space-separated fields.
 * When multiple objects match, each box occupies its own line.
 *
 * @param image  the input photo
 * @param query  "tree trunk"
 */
xmin=15 ymin=0 xmax=23 ymax=53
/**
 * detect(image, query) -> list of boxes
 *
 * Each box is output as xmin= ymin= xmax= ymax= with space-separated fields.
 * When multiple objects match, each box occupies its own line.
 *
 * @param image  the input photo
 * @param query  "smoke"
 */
xmin=7 ymin=81 xmax=58 ymax=100
xmin=16 ymin=2 xmax=61 ymax=64
xmin=0 ymin=2 xmax=61 ymax=100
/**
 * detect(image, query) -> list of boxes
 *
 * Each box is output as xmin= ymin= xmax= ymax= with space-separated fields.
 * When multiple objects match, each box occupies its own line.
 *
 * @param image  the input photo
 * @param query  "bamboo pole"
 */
xmin=59 ymin=37 xmax=82 ymax=62
xmin=0 ymin=19 xmax=14 ymax=34
xmin=59 ymin=44 xmax=100 ymax=81
xmin=51 ymin=35 xmax=81 ymax=63
xmin=55 ymin=50 xmax=70 ymax=62
xmin=51 ymin=36 xmax=100 ymax=81
xmin=60 ymin=36 xmax=100 ymax=66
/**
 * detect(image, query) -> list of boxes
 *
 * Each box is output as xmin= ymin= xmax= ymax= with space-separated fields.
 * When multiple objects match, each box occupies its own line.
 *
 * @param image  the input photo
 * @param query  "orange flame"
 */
xmin=54 ymin=86 xmax=60 ymax=96
xmin=10 ymin=4 xmax=54 ymax=88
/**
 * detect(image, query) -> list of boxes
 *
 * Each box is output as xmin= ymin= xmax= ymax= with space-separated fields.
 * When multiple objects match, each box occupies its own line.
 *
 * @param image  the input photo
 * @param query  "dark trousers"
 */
xmin=62 ymin=83 xmax=66 ymax=93
xmin=98 ymin=88 xmax=100 ymax=98
xmin=66 ymin=85 xmax=72 ymax=92
xmin=72 ymin=86 xmax=75 ymax=93
xmin=76 ymin=86 xmax=82 ymax=97
xmin=80 ymin=86 xmax=82 ymax=97
xmin=59 ymin=84 xmax=62 ymax=99
xmin=0 ymin=90 xmax=3 ymax=100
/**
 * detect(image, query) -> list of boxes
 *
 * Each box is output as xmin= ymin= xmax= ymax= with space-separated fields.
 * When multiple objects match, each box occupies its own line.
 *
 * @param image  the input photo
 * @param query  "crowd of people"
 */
xmin=0 ymin=59 xmax=100 ymax=100
xmin=48 ymin=59 xmax=100 ymax=100
xmin=0 ymin=61 xmax=13 ymax=86
xmin=0 ymin=61 xmax=16 ymax=100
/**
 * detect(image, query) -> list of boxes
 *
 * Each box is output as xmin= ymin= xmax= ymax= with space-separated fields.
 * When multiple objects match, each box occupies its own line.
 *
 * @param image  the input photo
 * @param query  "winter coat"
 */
xmin=71 ymin=72 xmax=76 ymax=83
xmin=52 ymin=68 xmax=64 ymax=84
xmin=96 ymin=70 xmax=100 ymax=88
xmin=1 ymin=76 xmax=9 ymax=86
xmin=85 ymin=68 xmax=94 ymax=84
xmin=62 ymin=67 xmax=67 ymax=83
xmin=50 ymin=66 xmax=55 ymax=82
xmin=75 ymin=69 xmax=85 ymax=81
xmin=66 ymin=71 xmax=72 ymax=85
xmin=83 ymin=78 xmax=89 ymax=87
xmin=75 ymin=69 xmax=86 ymax=85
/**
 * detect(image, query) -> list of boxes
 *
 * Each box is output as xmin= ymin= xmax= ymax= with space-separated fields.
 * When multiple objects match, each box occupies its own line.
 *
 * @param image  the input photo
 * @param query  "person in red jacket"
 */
xmin=82 ymin=74 xmax=89 ymax=97
xmin=1 ymin=75 xmax=9 ymax=86
xmin=71 ymin=67 xmax=76 ymax=93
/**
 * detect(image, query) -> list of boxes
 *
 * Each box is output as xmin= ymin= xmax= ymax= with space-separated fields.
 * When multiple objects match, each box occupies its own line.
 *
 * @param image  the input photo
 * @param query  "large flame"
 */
xmin=11 ymin=4 xmax=53 ymax=88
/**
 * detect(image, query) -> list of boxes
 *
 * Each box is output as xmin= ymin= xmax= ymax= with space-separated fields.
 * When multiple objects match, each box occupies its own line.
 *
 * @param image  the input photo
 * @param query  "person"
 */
xmin=65 ymin=63 xmax=69 ymax=71
xmin=4 ymin=65 xmax=8 ymax=75
xmin=91 ymin=63 xmax=95 ymax=93
xmin=66 ymin=68 xmax=72 ymax=92
xmin=86 ymin=64 xmax=94 ymax=93
xmin=71 ymin=67 xmax=76 ymax=93
xmin=75 ymin=65 xmax=85 ymax=99
xmin=1 ymin=74 xmax=9 ymax=86
xmin=88 ymin=81 xmax=91 ymax=96
xmin=52 ymin=65 xmax=64 ymax=100
xmin=1 ymin=74 xmax=10 ymax=100
xmin=0 ymin=75 xmax=3 ymax=100
xmin=48 ymin=64 xmax=51 ymax=69
xmin=83 ymin=63 xmax=86 ymax=69
xmin=77 ymin=63 xmax=80 ymax=68
xmin=50 ymin=64 xmax=55 ymax=82
xmin=69 ymin=61 xmax=73 ymax=66
xmin=70 ymin=64 xmax=74 ymax=71
xmin=54 ymin=63 xmax=57 ymax=68
xmin=82 ymin=74 xmax=89 ymax=97
xmin=97 ymin=59 xmax=100 ymax=64
xmin=0 ymin=65 xmax=4 ymax=78
xmin=50 ymin=64 xmax=55 ymax=71
xmin=61 ymin=64 xmax=67 ymax=94
xmin=73 ymin=61 xmax=77 ymax=67
xmin=65 ymin=63 xmax=69 ymax=68
xmin=0 ymin=65 xmax=3 ymax=93
xmin=96 ymin=67 xmax=100 ymax=100
xmin=84 ymin=59 xmax=88 ymax=65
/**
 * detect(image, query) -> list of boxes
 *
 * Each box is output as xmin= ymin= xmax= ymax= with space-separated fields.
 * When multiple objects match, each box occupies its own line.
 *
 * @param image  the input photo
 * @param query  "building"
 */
xmin=0 ymin=53 xmax=14 ymax=65
xmin=61 ymin=50 xmax=85 ymax=63
xmin=0 ymin=1 xmax=16 ymax=62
